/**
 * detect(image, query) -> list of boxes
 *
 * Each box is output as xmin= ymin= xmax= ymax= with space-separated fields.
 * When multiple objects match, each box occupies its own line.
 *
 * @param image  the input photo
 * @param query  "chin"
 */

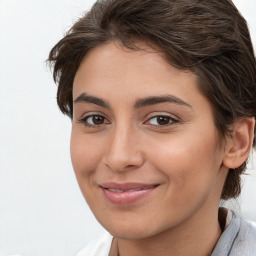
xmin=109 ymin=228 xmax=154 ymax=240
xmin=98 ymin=216 xmax=165 ymax=240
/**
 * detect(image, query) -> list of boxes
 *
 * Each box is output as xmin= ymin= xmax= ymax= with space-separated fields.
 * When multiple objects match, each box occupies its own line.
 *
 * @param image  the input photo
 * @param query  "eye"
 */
xmin=147 ymin=115 xmax=177 ymax=126
xmin=79 ymin=114 xmax=109 ymax=127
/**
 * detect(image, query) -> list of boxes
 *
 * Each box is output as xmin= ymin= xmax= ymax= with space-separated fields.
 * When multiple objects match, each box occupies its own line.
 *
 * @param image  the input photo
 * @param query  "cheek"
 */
xmin=70 ymin=130 xmax=103 ymax=177
xmin=149 ymin=142 xmax=221 ymax=215
xmin=146 ymin=129 xmax=222 ymax=191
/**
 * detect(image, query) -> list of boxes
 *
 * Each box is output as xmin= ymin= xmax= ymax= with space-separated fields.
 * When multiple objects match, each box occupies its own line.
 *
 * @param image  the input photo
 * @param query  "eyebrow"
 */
xmin=73 ymin=93 xmax=192 ymax=109
xmin=74 ymin=93 xmax=111 ymax=109
xmin=134 ymin=95 xmax=192 ymax=109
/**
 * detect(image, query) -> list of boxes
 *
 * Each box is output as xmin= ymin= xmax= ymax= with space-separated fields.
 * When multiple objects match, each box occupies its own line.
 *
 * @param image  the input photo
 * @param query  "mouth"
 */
xmin=99 ymin=182 xmax=159 ymax=205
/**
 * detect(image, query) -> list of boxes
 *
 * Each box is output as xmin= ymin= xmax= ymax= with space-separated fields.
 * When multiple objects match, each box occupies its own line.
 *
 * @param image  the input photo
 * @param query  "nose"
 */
xmin=103 ymin=125 xmax=144 ymax=172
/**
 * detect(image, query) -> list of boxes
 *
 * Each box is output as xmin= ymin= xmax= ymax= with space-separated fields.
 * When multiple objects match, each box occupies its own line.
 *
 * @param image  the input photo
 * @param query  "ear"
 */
xmin=222 ymin=117 xmax=255 ymax=169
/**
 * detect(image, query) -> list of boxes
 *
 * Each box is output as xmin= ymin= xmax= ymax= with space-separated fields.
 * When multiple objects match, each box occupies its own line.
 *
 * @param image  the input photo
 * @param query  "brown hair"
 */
xmin=48 ymin=0 xmax=256 ymax=200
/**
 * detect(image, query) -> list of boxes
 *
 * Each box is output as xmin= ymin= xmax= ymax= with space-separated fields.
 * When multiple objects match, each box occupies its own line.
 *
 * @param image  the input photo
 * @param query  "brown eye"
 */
xmin=83 ymin=115 xmax=107 ymax=126
xmin=156 ymin=116 xmax=170 ymax=125
xmin=148 ymin=115 xmax=176 ymax=126
xmin=92 ymin=115 xmax=105 ymax=125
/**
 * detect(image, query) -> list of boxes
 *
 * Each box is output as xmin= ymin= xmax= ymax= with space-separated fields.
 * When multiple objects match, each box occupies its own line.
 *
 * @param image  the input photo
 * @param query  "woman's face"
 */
xmin=71 ymin=41 xmax=228 ymax=239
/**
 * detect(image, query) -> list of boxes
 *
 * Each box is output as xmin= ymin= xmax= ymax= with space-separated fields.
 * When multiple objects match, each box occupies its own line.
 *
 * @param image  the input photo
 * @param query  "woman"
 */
xmin=48 ymin=0 xmax=256 ymax=255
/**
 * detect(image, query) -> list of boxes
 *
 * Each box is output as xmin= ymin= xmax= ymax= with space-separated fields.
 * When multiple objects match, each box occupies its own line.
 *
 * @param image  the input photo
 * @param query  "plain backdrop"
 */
xmin=0 ymin=0 xmax=255 ymax=255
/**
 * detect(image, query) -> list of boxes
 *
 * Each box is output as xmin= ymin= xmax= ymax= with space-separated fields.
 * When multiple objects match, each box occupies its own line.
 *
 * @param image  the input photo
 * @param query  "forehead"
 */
xmin=73 ymin=41 xmax=200 ymax=100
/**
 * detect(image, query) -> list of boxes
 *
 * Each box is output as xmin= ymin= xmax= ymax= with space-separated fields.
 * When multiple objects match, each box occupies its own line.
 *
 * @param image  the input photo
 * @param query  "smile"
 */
xmin=99 ymin=182 xmax=159 ymax=205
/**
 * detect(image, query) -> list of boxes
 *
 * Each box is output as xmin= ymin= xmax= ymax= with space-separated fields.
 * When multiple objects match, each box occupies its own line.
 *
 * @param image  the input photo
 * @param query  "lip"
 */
xmin=99 ymin=182 xmax=159 ymax=205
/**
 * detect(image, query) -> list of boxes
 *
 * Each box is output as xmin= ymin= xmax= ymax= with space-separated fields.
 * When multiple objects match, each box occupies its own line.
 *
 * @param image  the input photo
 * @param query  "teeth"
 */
xmin=107 ymin=188 xmax=141 ymax=193
xmin=108 ymin=189 xmax=126 ymax=193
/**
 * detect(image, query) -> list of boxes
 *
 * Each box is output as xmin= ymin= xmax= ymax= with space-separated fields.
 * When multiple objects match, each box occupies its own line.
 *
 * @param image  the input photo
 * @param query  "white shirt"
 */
xmin=76 ymin=232 xmax=114 ymax=256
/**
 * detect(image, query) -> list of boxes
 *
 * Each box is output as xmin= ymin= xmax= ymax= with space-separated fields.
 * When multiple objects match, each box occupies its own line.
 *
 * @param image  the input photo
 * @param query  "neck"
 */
xmin=117 ymin=207 xmax=223 ymax=256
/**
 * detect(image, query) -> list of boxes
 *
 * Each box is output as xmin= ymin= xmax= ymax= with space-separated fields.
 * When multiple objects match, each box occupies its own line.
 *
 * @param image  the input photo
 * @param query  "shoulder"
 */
xmin=232 ymin=216 xmax=256 ymax=255
xmin=212 ymin=210 xmax=256 ymax=256
xmin=239 ymin=216 xmax=256 ymax=237
xmin=76 ymin=232 xmax=113 ymax=256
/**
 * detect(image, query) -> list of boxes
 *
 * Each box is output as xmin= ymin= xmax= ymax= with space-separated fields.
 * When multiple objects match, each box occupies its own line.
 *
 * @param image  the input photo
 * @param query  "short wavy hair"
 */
xmin=48 ymin=0 xmax=256 ymax=200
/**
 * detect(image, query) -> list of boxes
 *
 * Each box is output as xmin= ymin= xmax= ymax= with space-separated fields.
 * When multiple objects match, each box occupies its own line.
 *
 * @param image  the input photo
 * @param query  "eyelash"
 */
xmin=78 ymin=114 xmax=109 ymax=128
xmin=146 ymin=115 xmax=178 ymax=127
xmin=77 ymin=114 xmax=178 ymax=128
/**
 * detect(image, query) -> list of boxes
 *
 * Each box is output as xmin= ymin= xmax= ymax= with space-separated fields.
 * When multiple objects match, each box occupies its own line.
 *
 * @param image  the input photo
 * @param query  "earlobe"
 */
xmin=222 ymin=117 xmax=255 ymax=169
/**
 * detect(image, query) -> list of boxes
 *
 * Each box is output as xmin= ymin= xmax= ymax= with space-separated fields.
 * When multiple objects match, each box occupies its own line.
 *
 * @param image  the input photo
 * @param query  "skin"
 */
xmin=71 ymin=41 xmax=236 ymax=256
